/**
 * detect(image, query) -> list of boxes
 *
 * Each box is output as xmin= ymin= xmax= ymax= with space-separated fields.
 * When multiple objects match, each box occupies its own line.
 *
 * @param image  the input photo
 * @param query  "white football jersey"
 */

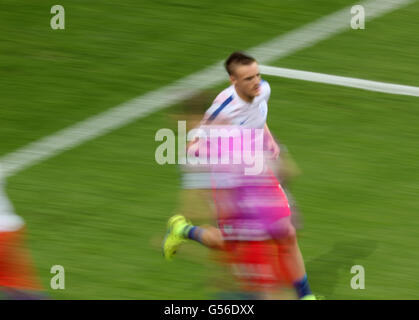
xmin=202 ymin=80 xmax=271 ymax=129
xmin=181 ymin=80 xmax=271 ymax=189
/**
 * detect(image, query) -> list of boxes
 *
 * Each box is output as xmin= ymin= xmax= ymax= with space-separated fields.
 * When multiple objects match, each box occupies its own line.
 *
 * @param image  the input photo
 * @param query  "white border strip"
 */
xmin=0 ymin=0 xmax=415 ymax=178
xmin=260 ymin=65 xmax=419 ymax=97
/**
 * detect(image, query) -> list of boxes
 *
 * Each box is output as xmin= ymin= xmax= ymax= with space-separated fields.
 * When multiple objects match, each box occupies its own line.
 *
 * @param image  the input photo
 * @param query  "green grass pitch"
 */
xmin=1 ymin=0 xmax=418 ymax=299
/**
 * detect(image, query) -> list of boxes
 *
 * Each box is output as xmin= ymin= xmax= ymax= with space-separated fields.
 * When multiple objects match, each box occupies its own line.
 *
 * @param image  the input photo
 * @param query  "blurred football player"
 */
xmin=163 ymin=52 xmax=315 ymax=299
xmin=0 ymin=165 xmax=44 ymax=299
xmin=164 ymin=123 xmax=311 ymax=299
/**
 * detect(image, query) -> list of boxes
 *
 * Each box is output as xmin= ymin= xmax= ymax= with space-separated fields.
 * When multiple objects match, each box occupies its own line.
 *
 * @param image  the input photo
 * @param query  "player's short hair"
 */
xmin=225 ymin=51 xmax=256 ymax=76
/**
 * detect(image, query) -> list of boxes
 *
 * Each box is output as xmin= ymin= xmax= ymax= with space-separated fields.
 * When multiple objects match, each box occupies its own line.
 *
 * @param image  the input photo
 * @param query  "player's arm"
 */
xmin=277 ymin=146 xmax=301 ymax=184
xmin=261 ymin=81 xmax=279 ymax=159
xmin=264 ymin=123 xmax=280 ymax=160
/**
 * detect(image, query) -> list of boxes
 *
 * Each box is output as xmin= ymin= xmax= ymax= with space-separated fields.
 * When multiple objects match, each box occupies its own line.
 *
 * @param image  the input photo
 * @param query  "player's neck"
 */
xmin=234 ymin=86 xmax=254 ymax=103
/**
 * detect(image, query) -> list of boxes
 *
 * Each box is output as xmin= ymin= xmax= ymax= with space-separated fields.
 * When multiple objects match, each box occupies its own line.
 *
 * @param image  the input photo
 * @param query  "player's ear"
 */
xmin=229 ymin=74 xmax=236 ymax=85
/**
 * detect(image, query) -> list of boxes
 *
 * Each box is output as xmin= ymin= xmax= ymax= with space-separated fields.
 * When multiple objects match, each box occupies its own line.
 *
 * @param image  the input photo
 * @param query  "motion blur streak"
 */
xmin=0 ymin=0 xmax=413 ymax=178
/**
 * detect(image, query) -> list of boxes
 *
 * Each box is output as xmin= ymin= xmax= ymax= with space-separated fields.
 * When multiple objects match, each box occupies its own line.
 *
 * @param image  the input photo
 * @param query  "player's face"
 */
xmin=230 ymin=62 xmax=261 ymax=101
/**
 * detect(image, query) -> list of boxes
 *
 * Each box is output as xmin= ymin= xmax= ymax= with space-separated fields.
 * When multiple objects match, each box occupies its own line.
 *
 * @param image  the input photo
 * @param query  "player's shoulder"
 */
xmin=204 ymin=86 xmax=237 ymax=121
xmin=260 ymin=78 xmax=270 ymax=89
xmin=212 ymin=85 xmax=236 ymax=107
xmin=260 ymin=79 xmax=271 ymax=99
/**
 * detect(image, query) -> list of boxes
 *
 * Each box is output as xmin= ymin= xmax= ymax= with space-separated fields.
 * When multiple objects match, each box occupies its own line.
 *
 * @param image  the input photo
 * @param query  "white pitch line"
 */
xmin=0 ymin=0 xmax=415 ymax=178
xmin=260 ymin=65 xmax=419 ymax=97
